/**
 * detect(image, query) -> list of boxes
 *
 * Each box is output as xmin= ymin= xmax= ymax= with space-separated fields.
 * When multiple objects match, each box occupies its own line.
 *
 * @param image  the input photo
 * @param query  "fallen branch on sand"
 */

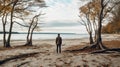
xmin=65 ymin=45 xmax=99 ymax=52
xmin=0 ymin=52 xmax=39 ymax=65
xmin=17 ymin=61 xmax=30 ymax=67
xmin=91 ymin=48 xmax=120 ymax=54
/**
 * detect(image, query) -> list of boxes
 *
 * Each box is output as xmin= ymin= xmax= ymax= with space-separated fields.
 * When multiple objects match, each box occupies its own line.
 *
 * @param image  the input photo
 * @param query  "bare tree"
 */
xmin=95 ymin=0 xmax=120 ymax=50
xmin=0 ymin=0 xmax=46 ymax=47
xmin=25 ymin=13 xmax=44 ymax=46
xmin=78 ymin=0 xmax=120 ymax=51
xmin=0 ymin=0 xmax=11 ymax=47
xmin=5 ymin=0 xmax=19 ymax=47
xmin=102 ymin=1 xmax=120 ymax=34
xmin=79 ymin=1 xmax=99 ymax=44
xmin=2 ymin=12 xmax=9 ymax=47
xmin=79 ymin=14 xmax=94 ymax=44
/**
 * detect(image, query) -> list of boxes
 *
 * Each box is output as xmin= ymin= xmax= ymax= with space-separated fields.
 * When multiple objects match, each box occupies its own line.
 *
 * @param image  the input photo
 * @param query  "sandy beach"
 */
xmin=0 ymin=34 xmax=120 ymax=67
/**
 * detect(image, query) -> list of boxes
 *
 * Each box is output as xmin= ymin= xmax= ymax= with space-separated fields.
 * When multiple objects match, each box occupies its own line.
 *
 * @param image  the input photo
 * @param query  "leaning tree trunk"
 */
xmin=6 ymin=15 xmax=13 ymax=47
xmin=6 ymin=15 xmax=14 ymax=47
xmin=29 ymin=30 xmax=33 ymax=46
xmin=25 ymin=23 xmax=32 ymax=46
xmin=6 ymin=0 xmax=18 ymax=47
xmin=25 ymin=13 xmax=41 ymax=46
xmin=29 ymin=22 xmax=38 ymax=46
xmin=25 ymin=19 xmax=34 ymax=46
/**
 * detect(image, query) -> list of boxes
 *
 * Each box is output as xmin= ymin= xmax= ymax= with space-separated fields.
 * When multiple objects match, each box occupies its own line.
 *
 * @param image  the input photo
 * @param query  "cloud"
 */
xmin=39 ymin=0 xmax=89 ymax=34
xmin=41 ymin=26 xmax=87 ymax=34
xmin=43 ymin=0 xmax=80 ymax=22
xmin=40 ymin=21 xmax=80 ymax=27
xmin=44 ymin=0 xmax=72 ymax=6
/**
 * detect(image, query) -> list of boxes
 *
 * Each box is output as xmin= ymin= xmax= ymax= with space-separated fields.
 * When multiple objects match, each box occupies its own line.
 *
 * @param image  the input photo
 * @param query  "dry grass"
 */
xmin=65 ymin=45 xmax=87 ymax=51
xmin=65 ymin=40 xmax=120 ymax=51
xmin=103 ymin=40 xmax=120 ymax=48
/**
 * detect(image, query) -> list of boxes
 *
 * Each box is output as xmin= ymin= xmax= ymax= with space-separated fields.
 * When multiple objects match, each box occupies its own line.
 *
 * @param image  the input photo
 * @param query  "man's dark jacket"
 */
xmin=56 ymin=36 xmax=62 ymax=45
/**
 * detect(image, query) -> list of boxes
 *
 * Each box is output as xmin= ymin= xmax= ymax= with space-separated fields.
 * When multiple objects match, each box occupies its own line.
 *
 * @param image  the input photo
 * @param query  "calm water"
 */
xmin=0 ymin=33 xmax=89 ymax=40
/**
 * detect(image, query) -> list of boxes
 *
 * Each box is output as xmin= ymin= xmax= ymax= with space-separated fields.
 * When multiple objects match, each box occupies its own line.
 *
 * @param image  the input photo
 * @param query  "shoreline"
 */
xmin=0 ymin=34 xmax=120 ymax=47
xmin=0 ymin=33 xmax=119 ymax=40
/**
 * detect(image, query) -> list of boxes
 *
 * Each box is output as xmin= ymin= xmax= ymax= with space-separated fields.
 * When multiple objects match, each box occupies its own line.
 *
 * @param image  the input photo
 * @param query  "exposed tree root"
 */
xmin=65 ymin=43 xmax=120 ymax=54
xmin=0 ymin=52 xmax=39 ymax=65
xmin=65 ymin=43 xmax=102 ymax=52
xmin=24 ymin=41 xmax=32 ymax=46
xmin=91 ymin=48 xmax=120 ymax=54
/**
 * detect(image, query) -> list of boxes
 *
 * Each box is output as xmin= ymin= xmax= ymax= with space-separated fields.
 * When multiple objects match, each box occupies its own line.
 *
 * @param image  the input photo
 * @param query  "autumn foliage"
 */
xmin=102 ymin=4 xmax=120 ymax=34
xmin=102 ymin=21 xmax=120 ymax=33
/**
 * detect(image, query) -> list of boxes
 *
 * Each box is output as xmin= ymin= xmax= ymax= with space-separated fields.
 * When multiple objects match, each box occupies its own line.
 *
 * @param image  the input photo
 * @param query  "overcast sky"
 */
xmin=41 ymin=0 xmax=88 ymax=33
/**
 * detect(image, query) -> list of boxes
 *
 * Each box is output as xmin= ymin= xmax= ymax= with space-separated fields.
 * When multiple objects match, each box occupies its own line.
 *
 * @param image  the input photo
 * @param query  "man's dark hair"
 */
xmin=58 ymin=34 xmax=60 ymax=36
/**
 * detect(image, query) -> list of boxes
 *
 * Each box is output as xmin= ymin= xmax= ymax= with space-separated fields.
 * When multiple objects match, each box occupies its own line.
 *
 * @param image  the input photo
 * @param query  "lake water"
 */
xmin=0 ymin=33 xmax=89 ymax=40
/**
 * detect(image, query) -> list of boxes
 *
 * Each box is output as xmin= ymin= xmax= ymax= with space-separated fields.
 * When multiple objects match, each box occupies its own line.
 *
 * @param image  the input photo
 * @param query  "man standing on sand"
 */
xmin=56 ymin=34 xmax=62 ymax=53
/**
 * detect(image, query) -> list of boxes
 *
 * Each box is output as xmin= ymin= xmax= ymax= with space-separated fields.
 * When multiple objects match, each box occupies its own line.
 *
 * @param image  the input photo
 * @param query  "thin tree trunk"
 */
xmin=29 ymin=22 xmax=38 ymax=46
xmin=89 ymin=32 xmax=94 ymax=44
xmin=25 ymin=24 xmax=32 ymax=45
xmin=3 ymin=25 xmax=6 ymax=47
xmin=2 ymin=0 xmax=6 ymax=47
xmin=94 ymin=30 xmax=97 ymax=42
xmin=2 ymin=15 xmax=6 ymax=47
xmin=25 ymin=19 xmax=34 ymax=46
xmin=6 ymin=0 xmax=18 ymax=47
xmin=6 ymin=13 xmax=14 ymax=47
xmin=25 ymin=13 xmax=41 ymax=46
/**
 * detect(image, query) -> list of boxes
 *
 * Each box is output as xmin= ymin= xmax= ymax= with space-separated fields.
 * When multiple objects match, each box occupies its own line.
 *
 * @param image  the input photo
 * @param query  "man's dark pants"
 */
xmin=56 ymin=44 xmax=61 ymax=53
